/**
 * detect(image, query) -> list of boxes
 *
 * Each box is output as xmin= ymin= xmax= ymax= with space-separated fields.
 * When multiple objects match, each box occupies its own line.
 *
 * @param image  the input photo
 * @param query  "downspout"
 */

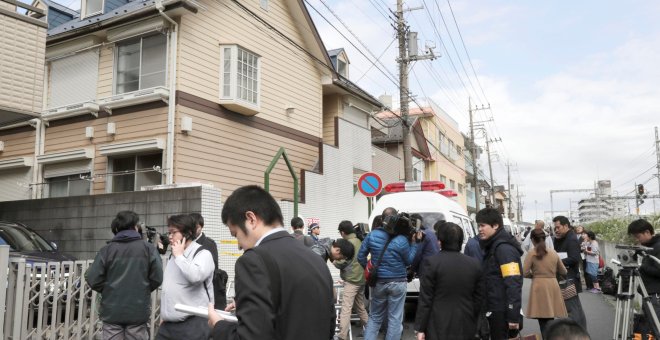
xmin=32 ymin=62 xmax=49 ymax=199
xmin=156 ymin=0 xmax=177 ymax=184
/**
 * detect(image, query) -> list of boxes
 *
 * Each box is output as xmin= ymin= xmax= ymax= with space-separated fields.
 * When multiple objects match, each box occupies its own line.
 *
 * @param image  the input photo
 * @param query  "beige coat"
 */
xmin=523 ymin=248 xmax=568 ymax=318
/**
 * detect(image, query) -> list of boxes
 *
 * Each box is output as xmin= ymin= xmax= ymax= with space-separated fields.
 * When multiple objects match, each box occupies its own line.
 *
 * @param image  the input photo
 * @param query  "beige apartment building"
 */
xmin=0 ymin=0 xmax=382 ymax=205
xmin=372 ymin=98 xmax=467 ymax=210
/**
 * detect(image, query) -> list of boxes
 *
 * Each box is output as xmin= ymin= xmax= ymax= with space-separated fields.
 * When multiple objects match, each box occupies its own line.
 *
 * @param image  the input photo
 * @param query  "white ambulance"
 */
xmin=367 ymin=181 xmax=477 ymax=302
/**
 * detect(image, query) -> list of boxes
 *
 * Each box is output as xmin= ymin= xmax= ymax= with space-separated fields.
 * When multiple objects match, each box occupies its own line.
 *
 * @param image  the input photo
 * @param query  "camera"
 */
xmin=144 ymin=225 xmax=169 ymax=249
xmin=614 ymin=245 xmax=654 ymax=267
xmin=382 ymin=212 xmax=415 ymax=237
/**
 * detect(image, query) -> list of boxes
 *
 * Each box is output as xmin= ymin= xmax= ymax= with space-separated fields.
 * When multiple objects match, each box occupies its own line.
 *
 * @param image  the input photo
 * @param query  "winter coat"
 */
xmin=86 ymin=229 xmax=163 ymax=324
xmin=334 ymin=234 xmax=365 ymax=285
xmin=480 ymin=228 xmax=523 ymax=323
xmin=357 ymin=229 xmax=418 ymax=281
xmin=522 ymin=248 xmax=568 ymax=318
xmin=553 ymin=229 xmax=582 ymax=283
xmin=414 ymin=251 xmax=482 ymax=340
xmin=641 ymin=235 xmax=660 ymax=294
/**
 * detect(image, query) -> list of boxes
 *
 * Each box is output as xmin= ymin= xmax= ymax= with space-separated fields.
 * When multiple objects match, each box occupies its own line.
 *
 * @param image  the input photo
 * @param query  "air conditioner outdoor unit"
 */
xmin=42 ymin=102 xmax=99 ymax=121
xmin=98 ymin=86 xmax=169 ymax=112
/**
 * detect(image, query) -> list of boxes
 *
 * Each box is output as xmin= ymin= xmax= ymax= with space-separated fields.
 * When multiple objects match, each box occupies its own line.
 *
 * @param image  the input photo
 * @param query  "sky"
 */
xmin=308 ymin=0 xmax=660 ymax=222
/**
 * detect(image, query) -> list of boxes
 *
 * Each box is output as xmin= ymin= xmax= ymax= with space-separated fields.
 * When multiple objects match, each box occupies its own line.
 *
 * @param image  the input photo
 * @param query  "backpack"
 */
xmin=598 ymin=266 xmax=617 ymax=295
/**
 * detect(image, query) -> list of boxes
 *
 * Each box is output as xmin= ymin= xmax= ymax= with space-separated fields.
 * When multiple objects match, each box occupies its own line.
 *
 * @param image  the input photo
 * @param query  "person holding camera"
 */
xmin=157 ymin=214 xmax=215 ymax=340
xmin=628 ymin=219 xmax=660 ymax=324
xmin=357 ymin=212 xmax=419 ymax=340
xmin=86 ymin=211 xmax=163 ymax=340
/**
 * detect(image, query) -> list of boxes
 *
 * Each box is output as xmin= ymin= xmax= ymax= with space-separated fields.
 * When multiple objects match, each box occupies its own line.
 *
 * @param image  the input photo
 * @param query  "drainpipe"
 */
xmin=156 ymin=0 xmax=177 ymax=185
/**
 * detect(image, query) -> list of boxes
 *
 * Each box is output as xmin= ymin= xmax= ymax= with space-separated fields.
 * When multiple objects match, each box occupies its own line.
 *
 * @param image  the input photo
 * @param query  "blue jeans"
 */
xmin=364 ymin=281 xmax=407 ymax=340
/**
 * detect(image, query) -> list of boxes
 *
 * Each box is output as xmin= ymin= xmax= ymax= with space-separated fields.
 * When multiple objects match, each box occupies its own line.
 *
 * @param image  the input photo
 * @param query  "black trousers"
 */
xmin=156 ymin=316 xmax=209 ymax=340
xmin=488 ymin=311 xmax=519 ymax=340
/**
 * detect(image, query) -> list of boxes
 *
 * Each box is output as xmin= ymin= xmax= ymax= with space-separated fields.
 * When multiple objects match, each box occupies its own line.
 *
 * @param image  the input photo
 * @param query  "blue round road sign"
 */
xmin=358 ymin=172 xmax=383 ymax=197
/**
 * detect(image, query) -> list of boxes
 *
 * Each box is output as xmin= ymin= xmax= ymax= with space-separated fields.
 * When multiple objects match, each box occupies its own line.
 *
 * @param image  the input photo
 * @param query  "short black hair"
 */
xmin=476 ymin=208 xmax=503 ymax=229
xmin=111 ymin=211 xmax=139 ymax=234
xmin=433 ymin=220 xmax=448 ymax=235
xmin=628 ymin=219 xmax=654 ymax=235
xmin=552 ymin=215 xmax=571 ymax=228
xmin=371 ymin=215 xmax=383 ymax=230
xmin=168 ymin=214 xmax=196 ymax=240
xmin=338 ymin=220 xmax=355 ymax=234
xmin=544 ymin=318 xmax=590 ymax=340
xmin=438 ymin=222 xmax=463 ymax=251
xmin=291 ymin=217 xmax=304 ymax=229
xmin=382 ymin=207 xmax=397 ymax=217
xmin=333 ymin=238 xmax=355 ymax=260
xmin=585 ymin=230 xmax=595 ymax=241
xmin=190 ymin=212 xmax=204 ymax=228
xmin=221 ymin=185 xmax=284 ymax=235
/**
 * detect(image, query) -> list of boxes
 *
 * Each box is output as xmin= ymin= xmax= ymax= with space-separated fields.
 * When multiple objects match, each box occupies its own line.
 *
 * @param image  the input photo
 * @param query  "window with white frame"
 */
xmin=47 ymin=174 xmax=91 ymax=198
xmin=450 ymin=179 xmax=456 ymax=189
xmin=82 ymin=0 xmax=104 ymax=18
xmin=440 ymin=175 xmax=446 ymax=183
xmin=220 ymin=45 xmax=260 ymax=107
xmin=115 ymin=34 xmax=167 ymax=94
xmin=109 ymin=153 xmax=162 ymax=192
xmin=49 ymin=50 xmax=99 ymax=108
xmin=337 ymin=59 xmax=347 ymax=77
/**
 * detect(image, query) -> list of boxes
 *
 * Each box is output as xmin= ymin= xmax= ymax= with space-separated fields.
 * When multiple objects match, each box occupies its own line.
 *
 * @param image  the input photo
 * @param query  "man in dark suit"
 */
xmin=414 ymin=222 xmax=482 ymax=340
xmin=191 ymin=213 xmax=228 ymax=310
xmin=208 ymin=185 xmax=335 ymax=340
xmin=553 ymin=215 xmax=587 ymax=331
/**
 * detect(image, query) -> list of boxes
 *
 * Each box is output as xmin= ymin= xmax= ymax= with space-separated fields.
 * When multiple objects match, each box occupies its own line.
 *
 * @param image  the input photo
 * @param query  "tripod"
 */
xmin=613 ymin=264 xmax=660 ymax=339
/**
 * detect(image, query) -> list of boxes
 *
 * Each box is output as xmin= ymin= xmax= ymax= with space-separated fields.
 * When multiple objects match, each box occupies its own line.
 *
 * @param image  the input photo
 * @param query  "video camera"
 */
xmin=614 ymin=244 xmax=654 ymax=267
xmin=144 ymin=225 xmax=169 ymax=248
xmin=382 ymin=212 xmax=417 ymax=238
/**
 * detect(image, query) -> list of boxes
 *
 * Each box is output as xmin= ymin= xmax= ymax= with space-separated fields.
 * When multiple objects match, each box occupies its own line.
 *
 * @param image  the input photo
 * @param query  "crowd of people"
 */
xmin=84 ymin=184 xmax=660 ymax=340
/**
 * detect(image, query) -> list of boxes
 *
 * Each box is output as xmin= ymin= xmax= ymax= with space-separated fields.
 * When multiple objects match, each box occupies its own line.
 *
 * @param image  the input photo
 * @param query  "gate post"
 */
xmin=264 ymin=147 xmax=299 ymax=217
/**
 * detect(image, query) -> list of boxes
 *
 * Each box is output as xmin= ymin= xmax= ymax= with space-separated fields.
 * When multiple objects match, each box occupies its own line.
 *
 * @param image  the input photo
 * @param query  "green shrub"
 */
xmin=586 ymin=214 xmax=660 ymax=243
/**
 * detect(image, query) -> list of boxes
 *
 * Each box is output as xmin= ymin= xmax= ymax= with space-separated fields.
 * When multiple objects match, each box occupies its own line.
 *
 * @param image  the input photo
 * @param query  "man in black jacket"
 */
xmin=553 ymin=215 xmax=587 ymax=330
xmin=628 ymin=218 xmax=660 ymax=333
xmin=477 ymin=208 xmax=523 ymax=340
xmin=86 ymin=211 xmax=163 ymax=339
xmin=191 ymin=213 xmax=227 ymax=310
xmin=208 ymin=185 xmax=335 ymax=340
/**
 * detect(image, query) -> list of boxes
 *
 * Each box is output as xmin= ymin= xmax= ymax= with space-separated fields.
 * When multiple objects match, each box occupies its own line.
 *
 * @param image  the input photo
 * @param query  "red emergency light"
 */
xmin=384 ymin=181 xmax=446 ymax=193
xmin=438 ymin=189 xmax=458 ymax=197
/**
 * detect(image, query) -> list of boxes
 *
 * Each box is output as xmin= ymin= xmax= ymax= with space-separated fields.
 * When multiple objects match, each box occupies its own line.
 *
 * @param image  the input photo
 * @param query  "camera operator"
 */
xmin=357 ymin=212 xmax=419 ymax=340
xmin=628 ymin=219 xmax=660 ymax=320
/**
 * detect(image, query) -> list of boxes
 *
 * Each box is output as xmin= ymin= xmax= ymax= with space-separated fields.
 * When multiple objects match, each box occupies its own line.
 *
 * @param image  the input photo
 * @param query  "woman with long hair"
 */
xmin=523 ymin=229 xmax=568 ymax=337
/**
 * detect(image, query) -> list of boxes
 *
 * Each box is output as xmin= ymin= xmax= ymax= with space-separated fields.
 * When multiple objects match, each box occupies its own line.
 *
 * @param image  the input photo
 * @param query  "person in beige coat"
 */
xmin=523 ymin=228 xmax=568 ymax=337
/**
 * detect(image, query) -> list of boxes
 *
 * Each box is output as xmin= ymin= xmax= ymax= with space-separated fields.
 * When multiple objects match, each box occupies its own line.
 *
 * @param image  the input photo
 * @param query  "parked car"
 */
xmin=0 ymin=221 xmax=76 ymax=263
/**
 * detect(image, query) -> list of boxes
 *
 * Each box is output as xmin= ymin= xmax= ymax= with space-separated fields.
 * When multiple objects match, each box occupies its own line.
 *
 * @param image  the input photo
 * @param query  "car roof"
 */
xmin=369 ymin=191 xmax=468 ymax=225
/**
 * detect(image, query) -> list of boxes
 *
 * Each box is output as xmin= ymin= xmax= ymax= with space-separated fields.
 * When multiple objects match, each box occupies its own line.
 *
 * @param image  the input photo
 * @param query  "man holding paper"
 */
xmin=208 ymin=185 xmax=335 ymax=340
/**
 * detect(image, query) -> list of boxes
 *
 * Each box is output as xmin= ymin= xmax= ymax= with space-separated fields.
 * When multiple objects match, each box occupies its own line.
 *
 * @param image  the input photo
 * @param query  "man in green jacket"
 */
xmin=335 ymin=220 xmax=369 ymax=340
xmin=86 ymin=211 xmax=163 ymax=339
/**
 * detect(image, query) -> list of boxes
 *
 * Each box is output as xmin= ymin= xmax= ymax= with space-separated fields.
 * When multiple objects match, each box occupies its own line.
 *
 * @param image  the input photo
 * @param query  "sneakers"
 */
xmin=589 ymin=288 xmax=602 ymax=294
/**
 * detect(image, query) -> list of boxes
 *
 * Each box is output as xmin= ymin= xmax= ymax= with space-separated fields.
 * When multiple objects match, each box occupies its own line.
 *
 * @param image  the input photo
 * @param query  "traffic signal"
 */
xmin=638 ymin=184 xmax=645 ymax=196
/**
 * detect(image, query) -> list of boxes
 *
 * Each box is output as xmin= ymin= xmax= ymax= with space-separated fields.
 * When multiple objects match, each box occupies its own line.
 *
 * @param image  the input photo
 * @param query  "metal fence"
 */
xmin=0 ymin=246 xmax=163 ymax=340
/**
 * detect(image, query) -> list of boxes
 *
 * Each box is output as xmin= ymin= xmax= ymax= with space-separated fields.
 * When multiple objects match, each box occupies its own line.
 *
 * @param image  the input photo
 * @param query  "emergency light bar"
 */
xmin=384 ymin=181 xmax=446 ymax=193
xmin=438 ymin=189 xmax=458 ymax=197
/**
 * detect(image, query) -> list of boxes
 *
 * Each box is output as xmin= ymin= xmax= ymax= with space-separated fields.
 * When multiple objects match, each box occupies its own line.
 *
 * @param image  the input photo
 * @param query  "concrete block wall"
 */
xmin=0 ymin=187 xmax=202 ymax=260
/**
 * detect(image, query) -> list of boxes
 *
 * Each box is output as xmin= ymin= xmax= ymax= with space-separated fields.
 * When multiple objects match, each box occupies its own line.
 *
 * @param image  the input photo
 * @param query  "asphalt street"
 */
xmin=352 ymin=277 xmax=616 ymax=340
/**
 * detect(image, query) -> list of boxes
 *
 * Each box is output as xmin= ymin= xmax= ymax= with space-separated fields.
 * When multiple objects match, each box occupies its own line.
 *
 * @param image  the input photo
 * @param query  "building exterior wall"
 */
xmin=0 ymin=7 xmax=46 ymax=115
xmin=322 ymin=94 xmax=340 ymax=145
xmin=177 ymin=0 xmax=325 ymax=136
xmin=174 ymin=104 xmax=319 ymax=202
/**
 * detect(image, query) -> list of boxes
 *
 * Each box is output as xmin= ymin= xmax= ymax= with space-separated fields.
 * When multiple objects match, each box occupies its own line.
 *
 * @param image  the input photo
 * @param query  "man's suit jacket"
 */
xmin=212 ymin=230 xmax=335 ymax=340
xmin=197 ymin=233 xmax=219 ymax=269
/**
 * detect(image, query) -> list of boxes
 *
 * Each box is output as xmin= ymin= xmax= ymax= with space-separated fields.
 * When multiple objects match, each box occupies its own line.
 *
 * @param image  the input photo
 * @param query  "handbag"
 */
xmin=559 ymin=279 xmax=578 ymax=300
xmin=364 ymin=236 xmax=393 ymax=287
xmin=599 ymin=255 xmax=605 ymax=269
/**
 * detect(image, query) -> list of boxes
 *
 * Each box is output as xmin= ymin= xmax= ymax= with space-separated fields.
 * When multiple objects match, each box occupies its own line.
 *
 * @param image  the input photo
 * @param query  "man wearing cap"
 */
xmin=309 ymin=222 xmax=321 ymax=245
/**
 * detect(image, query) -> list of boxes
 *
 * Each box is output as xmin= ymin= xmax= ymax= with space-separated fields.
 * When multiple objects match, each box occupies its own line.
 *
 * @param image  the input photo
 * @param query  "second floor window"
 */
xmin=220 ymin=45 xmax=260 ymax=107
xmin=47 ymin=174 xmax=91 ymax=198
xmin=115 ymin=34 xmax=167 ymax=94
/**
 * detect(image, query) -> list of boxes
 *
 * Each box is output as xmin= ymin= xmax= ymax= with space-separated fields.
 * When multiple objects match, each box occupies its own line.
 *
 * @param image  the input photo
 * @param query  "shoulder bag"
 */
xmin=364 ymin=237 xmax=393 ymax=287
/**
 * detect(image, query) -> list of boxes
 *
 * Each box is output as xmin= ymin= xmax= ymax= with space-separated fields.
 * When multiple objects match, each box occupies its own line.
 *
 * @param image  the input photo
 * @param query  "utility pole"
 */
xmin=468 ymin=99 xmax=491 ymax=211
xmin=506 ymin=161 xmax=512 ymax=218
xmin=396 ymin=0 xmax=434 ymax=182
xmin=485 ymin=135 xmax=501 ymax=208
xmin=655 ymin=126 xmax=660 ymax=197
xmin=635 ymin=182 xmax=641 ymax=216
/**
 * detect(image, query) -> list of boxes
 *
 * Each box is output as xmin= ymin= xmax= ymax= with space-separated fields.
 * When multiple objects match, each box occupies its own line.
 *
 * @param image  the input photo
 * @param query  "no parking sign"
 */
xmin=357 ymin=172 xmax=383 ymax=197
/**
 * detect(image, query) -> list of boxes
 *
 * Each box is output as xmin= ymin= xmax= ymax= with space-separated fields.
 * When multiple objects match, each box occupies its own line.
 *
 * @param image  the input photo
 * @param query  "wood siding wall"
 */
xmin=0 ymin=128 xmax=36 ymax=158
xmin=174 ymin=105 xmax=318 ymax=202
xmin=322 ymin=94 xmax=340 ymax=145
xmin=177 ymin=0 xmax=324 ymax=136
xmin=0 ymin=11 xmax=46 ymax=114
xmin=43 ymin=106 xmax=168 ymax=194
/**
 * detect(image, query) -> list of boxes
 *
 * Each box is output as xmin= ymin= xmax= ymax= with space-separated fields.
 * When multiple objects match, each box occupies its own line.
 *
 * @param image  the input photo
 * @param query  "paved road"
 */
xmin=351 ymin=277 xmax=616 ymax=339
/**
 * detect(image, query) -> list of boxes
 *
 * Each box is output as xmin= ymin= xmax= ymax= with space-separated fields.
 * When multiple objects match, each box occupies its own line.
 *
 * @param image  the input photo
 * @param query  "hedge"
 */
xmin=586 ymin=214 xmax=660 ymax=243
